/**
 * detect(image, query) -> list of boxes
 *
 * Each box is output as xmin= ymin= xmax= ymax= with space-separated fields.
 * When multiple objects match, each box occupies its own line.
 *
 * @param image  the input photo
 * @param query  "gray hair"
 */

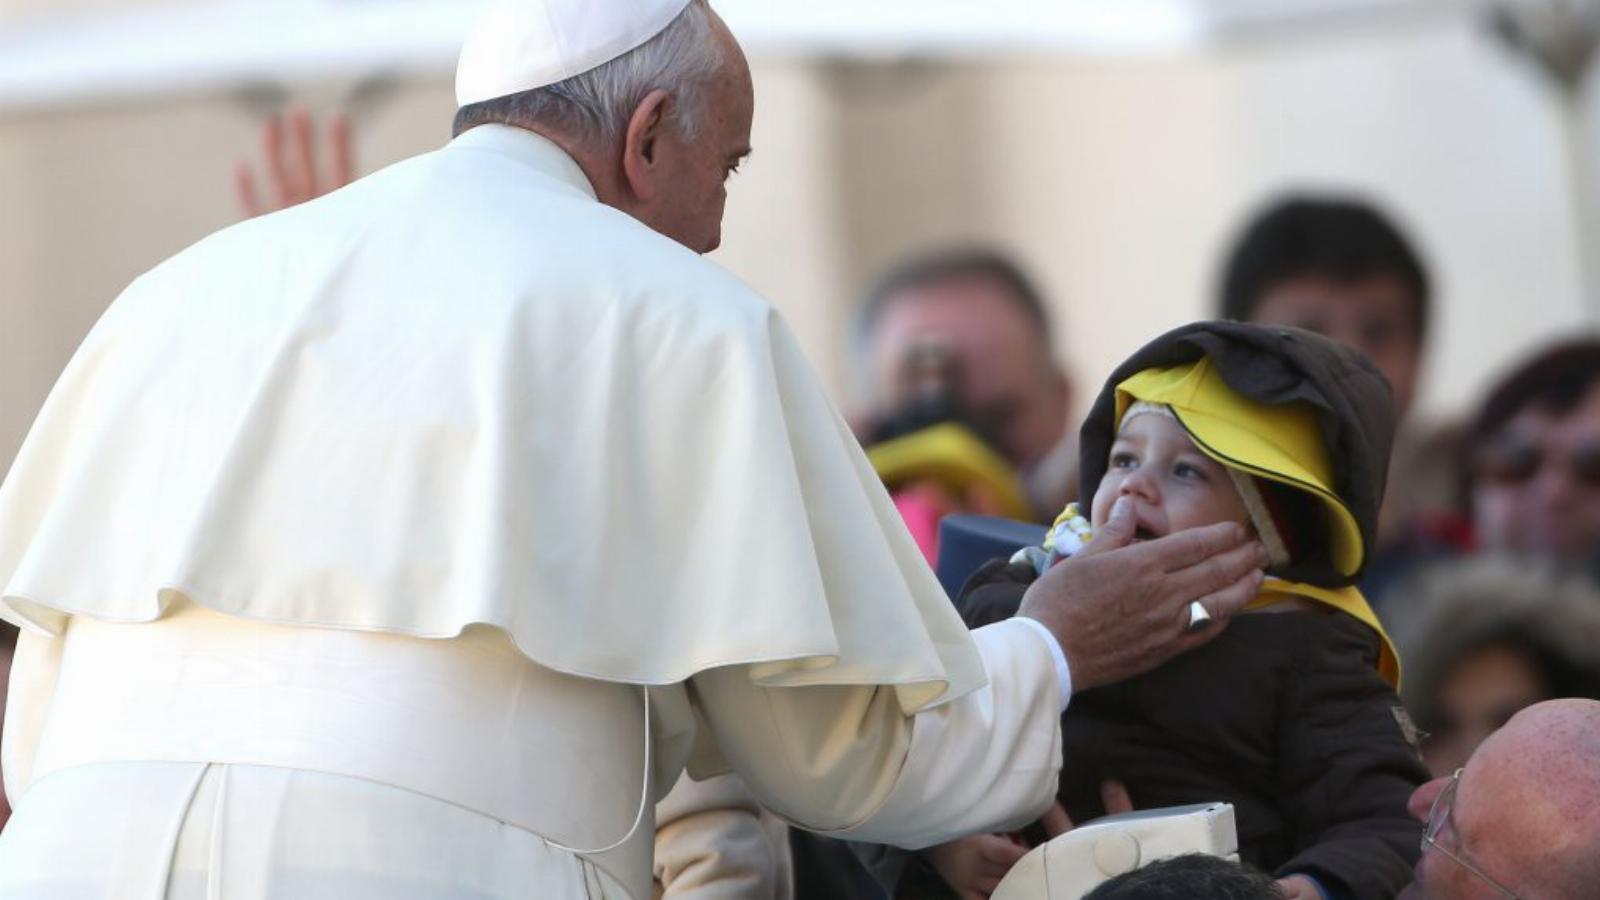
xmin=453 ymin=0 xmax=725 ymax=146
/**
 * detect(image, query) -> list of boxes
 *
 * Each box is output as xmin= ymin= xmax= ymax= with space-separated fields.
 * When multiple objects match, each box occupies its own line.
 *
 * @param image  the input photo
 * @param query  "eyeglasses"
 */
xmin=1472 ymin=436 xmax=1600 ymax=488
xmin=1422 ymin=768 xmax=1524 ymax=899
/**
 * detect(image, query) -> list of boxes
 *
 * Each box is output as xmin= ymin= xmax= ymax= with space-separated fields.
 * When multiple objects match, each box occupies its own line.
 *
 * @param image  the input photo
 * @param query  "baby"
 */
xmin=921 ymin=322 xmax=1428 ymax=900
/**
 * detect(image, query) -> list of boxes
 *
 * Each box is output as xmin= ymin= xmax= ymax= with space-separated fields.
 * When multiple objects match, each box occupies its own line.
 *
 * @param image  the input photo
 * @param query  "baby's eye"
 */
xmin=1110 ymin=451 xmax=1138 ymax=470
xmin=1174 ymin=461 xmax=1208 ymax=481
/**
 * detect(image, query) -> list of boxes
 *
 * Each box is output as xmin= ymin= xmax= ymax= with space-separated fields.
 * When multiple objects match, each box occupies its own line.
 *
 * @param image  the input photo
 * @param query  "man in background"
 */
xmin=1464 ymin=337 xmax=1600 ymax=578
xmin=853 ymin=249 xmax=1078 ymax=521
xmin=1403 ymin=698 xmax=1600 ymax=899
xmin=1217 ymin=194 xmax=1466 ymax=605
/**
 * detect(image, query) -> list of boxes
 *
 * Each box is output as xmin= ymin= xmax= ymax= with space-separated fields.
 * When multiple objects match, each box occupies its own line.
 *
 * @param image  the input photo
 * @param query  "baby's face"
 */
xmin=1090 ymin=412 xmax=1251 ymax=541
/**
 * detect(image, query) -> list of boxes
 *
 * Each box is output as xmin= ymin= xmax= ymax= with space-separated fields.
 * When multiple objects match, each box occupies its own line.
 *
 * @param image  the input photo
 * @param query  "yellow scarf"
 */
xmin=1248 ymin=582 xmax=1401 ymax=688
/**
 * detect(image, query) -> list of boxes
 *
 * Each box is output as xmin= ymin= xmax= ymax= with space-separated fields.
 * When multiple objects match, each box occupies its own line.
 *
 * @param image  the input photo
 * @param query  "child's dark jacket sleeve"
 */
xmin=1273 ymin=615 xmax=1427 ymax=899
xmin=955 ymin=559 xmax=1036 ymax=629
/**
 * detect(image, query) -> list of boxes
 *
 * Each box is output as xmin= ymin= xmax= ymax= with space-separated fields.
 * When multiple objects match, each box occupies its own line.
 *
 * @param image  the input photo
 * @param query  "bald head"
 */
xmin=1471 ymin=700 xmax=1600 ymax=896
xmin=1411 ymin=699 xmax=1600 ymax=899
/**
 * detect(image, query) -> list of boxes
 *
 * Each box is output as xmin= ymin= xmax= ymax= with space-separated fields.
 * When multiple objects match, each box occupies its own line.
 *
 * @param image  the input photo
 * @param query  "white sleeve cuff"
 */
xmin=1011 ymin=617 xmax=1073 ymax=713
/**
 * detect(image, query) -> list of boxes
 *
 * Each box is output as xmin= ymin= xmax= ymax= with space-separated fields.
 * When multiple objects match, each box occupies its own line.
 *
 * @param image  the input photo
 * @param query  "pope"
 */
xmin=0 ymin=2 xmax=1266 ymax=897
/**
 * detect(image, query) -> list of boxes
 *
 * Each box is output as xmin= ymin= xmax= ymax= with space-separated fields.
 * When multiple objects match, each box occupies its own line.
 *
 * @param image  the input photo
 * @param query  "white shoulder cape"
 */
xmin=0 ymin=125 xmax=984 ymax=714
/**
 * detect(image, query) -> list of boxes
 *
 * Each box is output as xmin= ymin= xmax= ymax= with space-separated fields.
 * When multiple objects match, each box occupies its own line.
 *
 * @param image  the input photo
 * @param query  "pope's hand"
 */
xmin=1017 ymin=495 xmax=1267 ymax=692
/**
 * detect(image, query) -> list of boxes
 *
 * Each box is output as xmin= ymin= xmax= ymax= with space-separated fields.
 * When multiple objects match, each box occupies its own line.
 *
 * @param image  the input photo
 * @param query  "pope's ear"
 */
xmin=621 ymin=88 xmax=673 ymax=200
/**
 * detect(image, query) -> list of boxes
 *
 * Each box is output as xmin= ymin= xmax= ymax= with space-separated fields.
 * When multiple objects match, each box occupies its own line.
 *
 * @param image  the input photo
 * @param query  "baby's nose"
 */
xmin=1118 ymin=469 xmax=1159 ymax=500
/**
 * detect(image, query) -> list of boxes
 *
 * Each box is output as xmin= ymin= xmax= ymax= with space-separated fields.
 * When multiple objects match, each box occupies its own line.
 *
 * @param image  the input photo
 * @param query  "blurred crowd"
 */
xmin=2 ymin=108 xmax=1597 ymax=899
xmin=851 ymin=189 xmax=1600 ymax=762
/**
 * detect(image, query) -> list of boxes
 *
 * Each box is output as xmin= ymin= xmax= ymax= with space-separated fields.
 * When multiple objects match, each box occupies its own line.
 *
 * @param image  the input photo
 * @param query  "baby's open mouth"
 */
xmin=1133 ymin=525 xmax=1159 ymax=542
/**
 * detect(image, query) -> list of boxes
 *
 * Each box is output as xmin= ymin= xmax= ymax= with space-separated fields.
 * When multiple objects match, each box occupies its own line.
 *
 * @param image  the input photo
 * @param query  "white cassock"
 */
xmin=0 ymin=125 xmax=1066 ymax=899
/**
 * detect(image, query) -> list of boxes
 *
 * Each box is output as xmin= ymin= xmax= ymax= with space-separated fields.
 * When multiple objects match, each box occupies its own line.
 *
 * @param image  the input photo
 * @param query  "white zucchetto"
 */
xmin=456 ymin=0 xmax=694 ymax=107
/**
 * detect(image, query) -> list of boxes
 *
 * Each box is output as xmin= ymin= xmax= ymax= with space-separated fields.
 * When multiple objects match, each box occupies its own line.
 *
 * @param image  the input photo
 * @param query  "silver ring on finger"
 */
xmin=1185 ymin=600 xmax=1213 ymax=633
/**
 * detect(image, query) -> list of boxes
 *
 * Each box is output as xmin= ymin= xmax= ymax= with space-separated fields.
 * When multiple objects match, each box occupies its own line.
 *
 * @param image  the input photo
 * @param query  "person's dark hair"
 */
xmin=1468 ymin=336 xmax=1600 ymax=450
xmin=854 ymin=247 xmax=1054 ymax=350
xmin=1082 ymin=854 xmax=1280 ymax=900
xmin=1218 ymin=194 xmax=1431 ymax=342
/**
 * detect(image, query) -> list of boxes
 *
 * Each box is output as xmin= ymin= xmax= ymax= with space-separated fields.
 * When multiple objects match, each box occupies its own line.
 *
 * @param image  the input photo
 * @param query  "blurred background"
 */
xmin=1 ymin=0 xmax=1597 ymax=475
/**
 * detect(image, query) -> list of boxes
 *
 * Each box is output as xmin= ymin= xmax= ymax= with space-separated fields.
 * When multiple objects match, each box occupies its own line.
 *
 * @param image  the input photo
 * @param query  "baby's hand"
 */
xmin=924 ymin=833 xmax=1029 ymax=900
xmin=1275 ymin=875 xmax=1325 ymax=899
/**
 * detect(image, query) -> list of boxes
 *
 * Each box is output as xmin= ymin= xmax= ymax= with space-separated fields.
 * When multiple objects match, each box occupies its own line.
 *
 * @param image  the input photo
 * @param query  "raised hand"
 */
xmin=235 ymin=108 xmax=354 ymax=218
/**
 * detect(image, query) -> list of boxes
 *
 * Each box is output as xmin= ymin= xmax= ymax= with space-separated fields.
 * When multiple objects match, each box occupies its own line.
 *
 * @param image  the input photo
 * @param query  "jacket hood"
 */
xmin=1080 ymin=321 xmax=1395 ymax=588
